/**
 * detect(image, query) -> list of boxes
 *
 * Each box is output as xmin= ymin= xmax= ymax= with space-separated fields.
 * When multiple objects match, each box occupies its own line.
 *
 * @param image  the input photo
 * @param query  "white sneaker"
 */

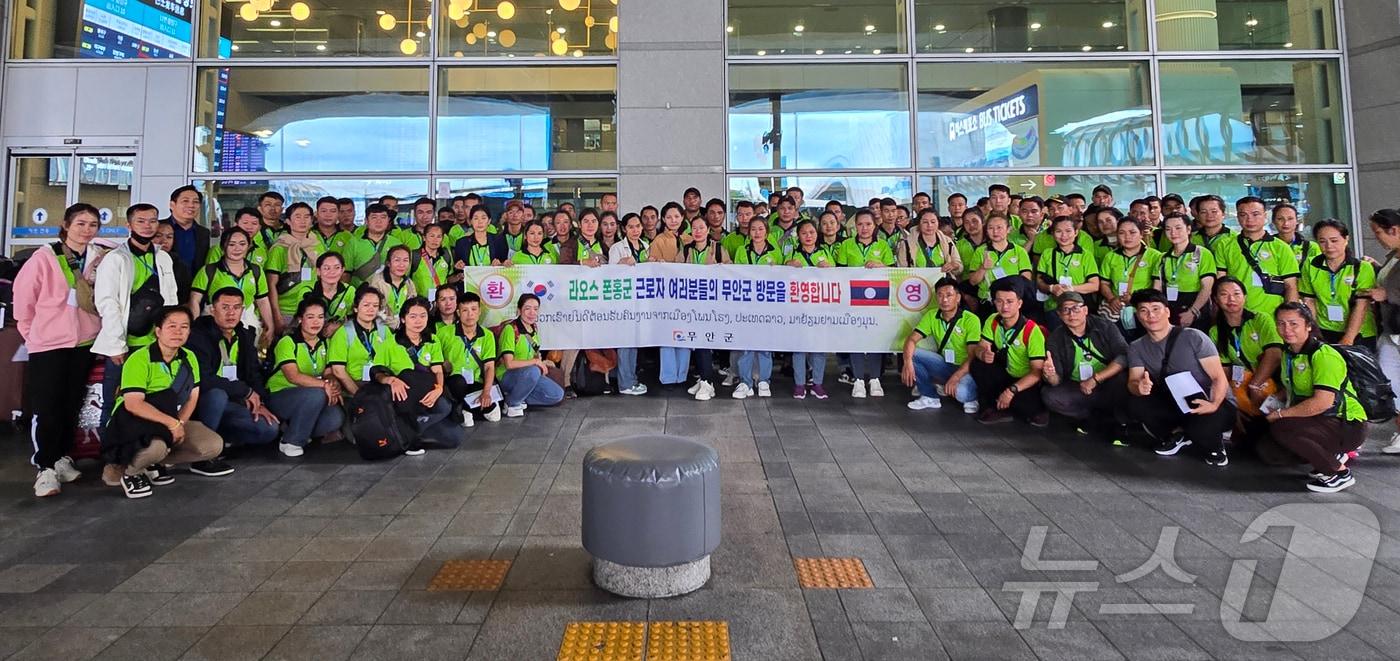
xmin=1383 ymin=432 xmax=1400 ymax=454
xmin=686 ymin=381 xmax=702 ymax=395
xmin=907 ymin=396 xmax=941 ymax=411
xmin=868 ymin=379 xmax=884 ymax=397
xmin=721 ymin=374 xmax=738 ymax=387
xmin=963 ymin=401 xmax=980 ymax=414
xmin=461 ymin=414 xmax=474 ymax=428
xmin=404 ymin=448 xmax=426 ymax=456
xmin=732 ymin=383 xmax=752 ymax=399
xmin=694 ymin=380 xmax=715 ymax=401
xmin=52 ymin=456 xmax=81 ymax=483
xmin=621 ymin=384 xmax=648 ymax=396
xmin=756 ymin=381 xmax=772 ymax=397
xmin=279 ymin=443 xmax=304 ymax=458
xmin=33 ymin=469 xmax=60 ymax=497
xmin=484 ymin=406 xmax=502 ymax=422
xmin=852 ymin=380 xmax=867 ymax=398
xmin=506 ymin=405 xmax=526 ymax=418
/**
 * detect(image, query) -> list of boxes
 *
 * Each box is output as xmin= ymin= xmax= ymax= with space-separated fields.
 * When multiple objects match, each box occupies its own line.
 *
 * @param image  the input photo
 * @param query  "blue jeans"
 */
xmin=659 ymin=347 xmax=690 ymax=385
xmin=99 ymin=355 xmax=124 ymax=439
xmin=195 ymin=388 xmax=279 ymax=447
xmin=737 ymin=351 xmax=773 ymax=387
xmin=792 ymin=353 xmax=827 ymax=386
xmin=267 ymin=386 xmax=344 ymax=447
xmin=616 ymin=348 xmax=639 ymax=390
xmin=911 ymin=349 xmax=977 ymax=403
xmin=850 ymin=353 xmax=881 ymax=380
xmin=499 ymin=366 xmax=565 ymax=408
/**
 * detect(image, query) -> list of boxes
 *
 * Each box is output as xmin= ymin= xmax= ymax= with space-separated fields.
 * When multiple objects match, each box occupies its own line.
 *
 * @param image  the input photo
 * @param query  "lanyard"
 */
xmin=855 ymin=240 xmax=878 ymax=262
xmin=519 ymin=248 xmax=548 ymax=264
xmin=687 ymin=243 xmax=711 ymax=264
xmin=1229 ymin=326 xmax=1247 ymax=368
xmin=517 ymin=322 xmax=538 ymax=355
xmin=134 ymin=252 xmax=155 ymax=282
xmin=306 ymin=342 xmax=324 ymax=374
xmin=999 ymin=321 xmax=1021 ymax=349
xmin=53 ymin=246 xmax=81 ymax=289
xmin=1051 ymin=248 xmax=1076 ymax=282
xmin=1323 ymin=261 xmax=1352 ymax=302
xmin=506 ymin=232 xmax=523 ymax=252
xmin=917 ymin=237 xmax=938 ymax=266
xmin=218 ymin=335 xmax=238 ymax=367
xmin=748 ymin=245 xmax=773 ymax=264
xmin=579 ymin=240 xmax=600 ymax=261
xmin=934 ymin=314 xmax=960 ymax=353
xmin=1070 ymin=333 xmax=1108 ymax=365
xmin=1282 ymin=352 xmax=1298 ymax=404
xmin=1161 ymin=247 xmax=1194 ymax=285
xmin=629 ymin=239 xmax=648 ymax=263
xmin=354 ymin=322 xmax=379 ymax=355
xmin=422 ymin=251 xmax=443 ymax=287
xmin=1116 ymin=249 xmax=1145 ymax=289
xmin=470 ymin=242 xmax=490 ymax=266
xmin=797 ymin=248 xmax=821 ymax=267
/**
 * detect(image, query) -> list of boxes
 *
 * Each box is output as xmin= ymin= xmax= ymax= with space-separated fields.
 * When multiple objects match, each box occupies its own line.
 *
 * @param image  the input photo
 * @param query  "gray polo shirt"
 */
xmin=1120 ymin=327 xmax=1235 ymax=404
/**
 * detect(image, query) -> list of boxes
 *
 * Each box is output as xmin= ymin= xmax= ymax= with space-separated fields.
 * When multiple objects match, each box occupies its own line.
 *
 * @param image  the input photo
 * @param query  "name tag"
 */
xmin=1058 ymin=276 xmax=1073 ymax=286
xmin=1231 ymin=365 xmax=1245 ymax=384
xmin=991 ymin=267 xmax=1006 ymax=279
xmin=462 ymin=366 xmax=474 ymax=385
xmin=300 ymin=267 xmax=312 ymax=281
xmin=1250 ymin=272 xmax=1262 ymax=287
xmin=1326 ymin=304 xmax=1345 ymax=322
xmin=1078 ymin=363 xmax=1094 ymax=381
xmin=361 ymin=364 xmax=372 ymax=381
xmin=1165 ymin=286 xmax=1179 ymax=302
xmin=943 ymin=349 xmax=955 ymax=363
xmin=220 ymin=364 xmax=237 ymax=379
xmin=1118 ymin=282 xmax=1129 ymax=296
xmin=428 ymin=289 xmax=438 ymax=302
xmin=66 ymin=289 xmax=78 ymax=307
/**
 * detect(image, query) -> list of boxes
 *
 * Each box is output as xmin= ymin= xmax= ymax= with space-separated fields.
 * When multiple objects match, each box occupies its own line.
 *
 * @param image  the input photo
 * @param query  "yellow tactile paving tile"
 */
xmin=426 ymin=559 xmax=512 ymax=591
xmin=556 ymin=621 xmax=646 ymax=661
xmin=793 ymin=556 xmax=875 ymax=589
xmin=646 ymin=621 xmax=731 ymax=661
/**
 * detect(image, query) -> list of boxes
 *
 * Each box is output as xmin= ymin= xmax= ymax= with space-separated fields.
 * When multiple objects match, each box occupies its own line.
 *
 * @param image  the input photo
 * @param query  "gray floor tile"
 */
xmin=931 ymin=621 xmax=1038 ymax=661
xmin=352 ymin=625 xmax=480 ymax=661
xmin=912 ymin=587 xmax=1008 ymax=622
xmin=301 ymin=590 xmax=397 ymax=624
xmin=850 ymin=621 xmax=950 ymax=661
xmin=142 ymin=592 xmax=249 ymax=627
xmin=219 ymin=590 xmax=321 ymax=625
xmin=839 ymin=588 xmax=928 ymax=622
xmin=265 ymin=625 xmax=371 ymax=661
xmin=181 ymin=625 xmax=288 ymax=661
xmin=10 ymin=626 xmax=127 ymax=661
xmin=95 ymin=626 xmax=207 ymax=661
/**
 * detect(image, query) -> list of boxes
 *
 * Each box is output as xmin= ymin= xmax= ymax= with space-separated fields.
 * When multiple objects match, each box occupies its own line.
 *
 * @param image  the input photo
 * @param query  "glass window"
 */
xmin=436 ymin=177 xmax=617 ymax=215
xmin=1159 ymin=59 xmax=1345 ymax=166
xmin=194 ymin=67 xmax=430 ymax=174
xmin=437 ymin=66 xmax=616 ymax=172
xmin=729 ymin=175 xmax=913 ymax=216
xmin=918 ymin=174 xmax=1157 ymax=214
xmin=439 ymin=0 xmax=618 ymax=58
xmin=195 ymin=179 xmax=431 ymax=229
xmin=914 ymin=0 xmax=1146 ymax=53
xmin=726 ymin=0 xmax=905 ymax=56
xmin=1164 ymin=172 xmax=1352 ymax=229
xmin=9 ymin=0 xmax=194 ymax=59
xmin=1155 ymin=0 xmax=1336 ymax=51
xmin=198 ymin=0 xmax=430 ymax=58
xmin=729 ymin=64 xmax=911 ymax=170
xmin=916 ymin=61 xmax=1153 ymax=169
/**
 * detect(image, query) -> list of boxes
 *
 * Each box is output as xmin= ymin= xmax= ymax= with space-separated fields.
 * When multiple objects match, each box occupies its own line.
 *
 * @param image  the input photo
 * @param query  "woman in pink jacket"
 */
xmin=13 ymin=203 xmax=104 ymax=497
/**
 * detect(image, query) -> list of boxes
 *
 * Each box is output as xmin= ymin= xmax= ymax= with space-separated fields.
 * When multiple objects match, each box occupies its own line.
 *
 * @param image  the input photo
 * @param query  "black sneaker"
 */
xmin=1205 ymin=449 xmax=1229 ymax=467
xmin=144 ymin=465 xmax=174 ymax=486
xmin=1153 ymin=434 xmax=1192 ymax=456
xmin=837 ymin=370 xmax=855 ymax=385
xmin=1029 ymin=412 xmax=1050 ymax=428
xmin=1306 ymin=469 xmax=1355 ymax=493
xmin=189 ymin=459 xmax=235 ymax=477
xmin=121 ymin=474 xmax=153 ymax=499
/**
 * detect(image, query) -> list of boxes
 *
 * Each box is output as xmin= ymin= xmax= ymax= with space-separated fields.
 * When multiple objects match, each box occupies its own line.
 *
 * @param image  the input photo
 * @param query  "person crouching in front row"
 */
xmin=1040 ymin=291 xmax=1130 ymax=443
xmin=101 ymin=306 xmax=225 ymax=499
xmin=970 ymin=277 xmax=1049 ymax=426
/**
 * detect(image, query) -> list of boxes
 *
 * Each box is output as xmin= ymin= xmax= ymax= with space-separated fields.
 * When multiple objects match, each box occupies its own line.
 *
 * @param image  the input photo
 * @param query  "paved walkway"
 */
xmin=2 ymin=392 xmax=1400 ymax=660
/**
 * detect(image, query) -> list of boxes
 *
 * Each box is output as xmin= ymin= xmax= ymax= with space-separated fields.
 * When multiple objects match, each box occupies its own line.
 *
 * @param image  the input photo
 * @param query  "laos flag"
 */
xmin=849 ymin=280 xmax=890 ymax=306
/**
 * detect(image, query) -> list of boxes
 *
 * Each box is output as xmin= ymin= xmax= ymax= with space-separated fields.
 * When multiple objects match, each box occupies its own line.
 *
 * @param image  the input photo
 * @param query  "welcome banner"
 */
xmin=460 ymin=264 xmax=944 ymax=352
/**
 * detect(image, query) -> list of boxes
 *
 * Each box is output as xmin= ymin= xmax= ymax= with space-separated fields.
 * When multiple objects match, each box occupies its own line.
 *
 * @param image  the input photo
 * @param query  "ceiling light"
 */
xmin=1284 ymin=41 xmax=1293 ymax=48
xmin=609 ymin=16 xmax=617 ymax=32
xmin=572 ymin=49 xmax=582 ymax=56
xmin=779 ymin=49 xmax=785 ymax=53
xmin=756 ymin=49 xmax=766 ymax=55
xmin=1029 ymin=22 xmax=1041 ymax=30
xmin=1081 ymin=44 xmax=1093 ymax=51
xmin=872 ymin=49 xmax=881 ymax=54
xmin=230 ymin=44 xmax=240 ymax=50
xmin=585 ymin=15 xmax=595 ymax=27
xmin=726 ymin=25 xmax=733 ymax=33
xmin=315 ymin=43 xmax=325 ymax=51
xmin=1116 ymin=45 xmax=1125 ymax=49
xmin=416 ymin=31 xmax=426 ymax=38
xmin=376 ymin=10 xmax=385 ymax=15
xmin=269 ymin=19 xmax=281 ymax=27
xmin=1101 ymin=21 xmax=1114 ymax=28
xmin=560 ymin=0 xmax=581 ymax=10
xmin=551 ymin=37 xmax=569 ymax=55
xmin=379 ymin=13 xmax=396 ymax=30
xmin=814 ymin=49 xmax=823 ymax=54
xmin=934 ymin=23 xmax=945 ymax=31
xmin=239 ymin=4 xmax=258 ymax=21
xmin=865 ymin=24 xmax=875 ymax=31
xmin=1245 ymin=18 xmax=1259 ymax=27
xmin=400 ymin=38 xmax=418 ymax=54
xmin=557 ymin=27 xmax=567 ymax=33
xmin=487 ymin=30 xmax=497 ymax=37
xmin=793 ymin=24 xmax=804 ymax=33
xmin=964 ymin=47 xmax=974 ymax=53
xmin=844 ymin=49 xmax=851 ymax=54
xmin=290 ymin=2 xmax=310 ymax=21
xmin=499 ymin=29 xmax=516 ymax=47
xmin=252 ymin=0 xmax=272 ymax=10
xmin=496 ymin=1 xmax=515 ymax=20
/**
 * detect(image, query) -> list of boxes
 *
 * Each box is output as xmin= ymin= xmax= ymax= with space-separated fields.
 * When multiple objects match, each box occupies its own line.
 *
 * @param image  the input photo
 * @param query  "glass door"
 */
xmin=5 ymin=151 xmax=135 ymax=254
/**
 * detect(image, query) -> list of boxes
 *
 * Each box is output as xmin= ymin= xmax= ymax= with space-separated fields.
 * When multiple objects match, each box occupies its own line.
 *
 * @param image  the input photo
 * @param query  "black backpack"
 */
xmin=571 ymin=351 xmax=610 ymax=397
xmin=349 ymin=385 xmax=407 ymax=460
xmin=1333 ymin=344 xmax=1396 ymax=424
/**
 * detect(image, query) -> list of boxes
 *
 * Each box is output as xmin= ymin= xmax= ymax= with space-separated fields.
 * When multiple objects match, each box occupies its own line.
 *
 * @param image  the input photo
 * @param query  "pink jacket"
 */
xmin=12 ymin=244 xmax=102 ymax=353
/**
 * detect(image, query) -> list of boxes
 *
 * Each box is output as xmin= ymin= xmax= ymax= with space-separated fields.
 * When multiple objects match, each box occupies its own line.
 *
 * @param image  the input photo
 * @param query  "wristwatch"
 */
xmin=1008 ymin=384 xmax=1021 ymax=394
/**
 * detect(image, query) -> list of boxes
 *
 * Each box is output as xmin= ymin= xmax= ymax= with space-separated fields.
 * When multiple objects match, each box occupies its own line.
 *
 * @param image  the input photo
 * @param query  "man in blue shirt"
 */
xmin=163 ymin=185 xmax=209 ymax=270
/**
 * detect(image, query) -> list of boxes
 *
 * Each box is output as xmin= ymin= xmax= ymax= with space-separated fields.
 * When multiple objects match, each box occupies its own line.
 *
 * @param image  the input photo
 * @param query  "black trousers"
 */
xmin=445 ymin=374 xmax=499 ymax=418
xmin=1127 ymin=389 xmax=1236 ymax=452
xmin=26 ymin=346 xmax=93 ymax=469
xmin=970 ymin=359 xmax=1045 ymax=419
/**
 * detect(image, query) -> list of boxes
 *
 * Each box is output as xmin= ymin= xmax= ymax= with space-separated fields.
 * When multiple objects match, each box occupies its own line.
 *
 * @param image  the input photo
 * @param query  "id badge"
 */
xmin=300 ymin=267 xmax=312 ymax=281
xmin=1165 ymin=286 xmax=1179 ymax=302
xmin=991 ymin=267 xmax=1006 ymax=279
xmin=66 ymin=289 xmax=78 ymax=307
xmin=1231 ymin=365 xmax=1244 ymax=384
xmin=943 ymin=349 xmax=955 ymax=363
xmin=1035 ymin=289 xmax=1049 ymax=302
xmin=1118 ymin=282 xmax=1129 ymax=296
xmin=1058 ymin=276 xmax=1073 ymax=286
xmin=428 ymin=288 xmax=438 ymax=302
xmin=462 ymin=366 xmax=474 ymax=385
xmin=1326 ymin=304 xmax=1345 ymax=322
xmin=1078 ymin=363 xmax=1093 ymax=381
xmin=360 ymin=364 xmax=372 ymax=381
xmin=220 ymin=364 xmax=237 ymax=379
xmin=1250 ymin=272 xmax=1262 ymax=287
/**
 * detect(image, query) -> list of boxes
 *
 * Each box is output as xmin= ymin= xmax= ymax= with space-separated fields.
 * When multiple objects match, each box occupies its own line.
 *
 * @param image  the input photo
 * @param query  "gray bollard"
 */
xmin=581 ymin=435 xmax=721 ymax=598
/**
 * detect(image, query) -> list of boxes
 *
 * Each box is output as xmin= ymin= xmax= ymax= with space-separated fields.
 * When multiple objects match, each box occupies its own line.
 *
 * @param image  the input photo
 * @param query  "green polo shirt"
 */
xmin=267 ymin=334 xmax=329 ymax=394
xmin=1099 ymin=247 xmax=1161 ymax=298
xmin=378 ymin=278 xmax=415 ymax=321
xmin=733 ymin=240 xmax=783 ymax=266
xmin=126 ymin=248 xmax=161 ymax=349
xmin=1214 ymin=234 xmax=1300 ymax=314
xmin=786 ymin=245 xmax=833 ymax=267
xmin=1031 ymin=229 xmax=1096 ymax=261
xmin=344 ymin=232 xmax=402 ymax=283
xmin=512 ymin=247 xmax=558 ymax=265
xmin=1299 ymin=256 xmax=1378 ymax=337
xmin=496 ymin=321 xmax=540 ymax=378
xmin=982 ymin=316 xmax=1046 ymax=378
xmin=1035 ymin=247 xmax=1099 ymax=310
xmin=371 ymin=334 xmax=444 ymax=376
xmin=955 ymin=237 xmax=986 ymax=273
xmin=443 ymin=224 xmax=467 ymax=249
xmin=410 ymin=250 xmax=453 ymax=298
xmin=456 ymin=236 xmax=496 ymax=267
xmin=1284 ymin=237 xmax=1323 ymax=272
xmin=1208 ymin=312 xmax=1281 ymax=372
xmin=834 ymin=237 xmax=895 ymax=268
xmin=1155 ymin=245 xmax=1217 ymax=299
xmin=971 ymin=243 xmax=1033 ymax=300
xmin=205 ymin=243 xmax=269 ymax=270
xmin=191 ymin=262 xmax=269 ymax=304
xmin=391 ymin=226 xmax=436 ymax=252
xmin=328 ymin=320 xmax=392 ymax=382
xmin=1064 ymin=333 xmax=1109 ymax=381
xmin=309 ymin=230 xmax=341 ymax=257
xmin=440 ymin=325 xmax=498 ymax=385
xmin=114 ymin=345 xmax=200 ymax=413
xmin=904 ymin=236 xmax=950 ymax=268
xmin=1281 ymin=343 xmax=1367 ymax=421
xmin=1191 ymin=227 xmax=1234 ymax=262
xmin=912 ymin=309 xmax=981 ymax=364
xmin=266 ymin=243 xmax=323 ymax=317
xmin=304 ymin=282 xmax=355 ymax=322
xmin=327 ymin=229 xmax=356 ymax=256
xmin=721 ymin=231 xmax=750 ymax=263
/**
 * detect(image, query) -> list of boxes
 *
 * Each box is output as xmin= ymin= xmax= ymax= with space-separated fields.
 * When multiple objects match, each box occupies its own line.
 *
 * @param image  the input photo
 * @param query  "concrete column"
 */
xmin=1342 ymin=0 xmax=1400 ymax=258
xmin=1154 ymin=0 xmax=1221 ymax=51
xmin=615 ymin=0 xmax=726 ymax=209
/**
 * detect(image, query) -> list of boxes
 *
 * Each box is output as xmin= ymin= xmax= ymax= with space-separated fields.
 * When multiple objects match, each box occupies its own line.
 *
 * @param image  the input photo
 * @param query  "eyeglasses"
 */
xmin=1059 ymin=304 xmax=1087 ymax=315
